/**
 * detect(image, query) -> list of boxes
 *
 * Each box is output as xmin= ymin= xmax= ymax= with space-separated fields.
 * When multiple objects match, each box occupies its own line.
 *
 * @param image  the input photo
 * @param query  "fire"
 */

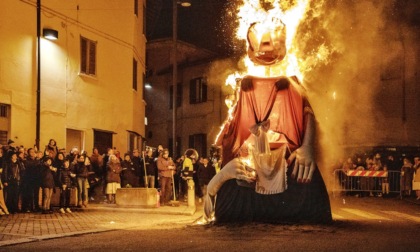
xmin=216 ymin=0 xmax=331 ymax=145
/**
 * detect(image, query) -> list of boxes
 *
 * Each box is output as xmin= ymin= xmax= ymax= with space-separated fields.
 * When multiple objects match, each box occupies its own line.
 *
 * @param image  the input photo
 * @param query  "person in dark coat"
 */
xmin=23 ymin=148 xmax=41 ymax=212
xmin=143 ymin=149 xmax=156 ymax=188
xmin=4 ymin=152 xmax=24 ymax=214
xmin=131 ymin=149 xmax=143 ymax=187
xmin=58 ymin=158 xmax=75 ymax=213
xmin=197 ymin=157 xmax=216 ymax=197
xmin=106 ymin=154 xmax=122 ymax=204
xmin=121 ymin=153 xmax=139 ymax=188
xmin=40 ymin=156 xmax=57 ymax=214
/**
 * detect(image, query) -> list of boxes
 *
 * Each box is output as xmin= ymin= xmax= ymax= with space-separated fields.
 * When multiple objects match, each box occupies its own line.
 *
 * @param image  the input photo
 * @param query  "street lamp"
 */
xmin=172 ymin=0 xmax=191 ymax=158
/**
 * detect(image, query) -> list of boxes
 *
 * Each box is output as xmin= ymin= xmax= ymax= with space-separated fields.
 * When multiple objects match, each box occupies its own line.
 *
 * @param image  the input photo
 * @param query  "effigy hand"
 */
xmin=204 ymin=158 xmax=244 ymax=219
xmin=236 ymin=164 xmax=257 ymax=183
xmin=289 ymin=144 xmax=315 ymax=183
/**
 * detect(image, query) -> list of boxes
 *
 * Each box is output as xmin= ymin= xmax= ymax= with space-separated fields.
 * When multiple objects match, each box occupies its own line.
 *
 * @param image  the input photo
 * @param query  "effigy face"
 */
xmin=246 ymin=19 xmax=286 ymax=66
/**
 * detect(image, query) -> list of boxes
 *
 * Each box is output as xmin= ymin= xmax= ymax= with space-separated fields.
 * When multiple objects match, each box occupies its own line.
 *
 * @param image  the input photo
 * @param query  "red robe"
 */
xmin=218 ymin=75 xmax=310 ymax=167
xmin=214 ymin=75 xmax=331 ymax=223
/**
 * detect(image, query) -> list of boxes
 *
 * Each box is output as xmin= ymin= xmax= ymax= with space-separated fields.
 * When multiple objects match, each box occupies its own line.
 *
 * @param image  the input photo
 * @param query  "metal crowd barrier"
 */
xmin=331 ymin=169 xmax=401 ymax=197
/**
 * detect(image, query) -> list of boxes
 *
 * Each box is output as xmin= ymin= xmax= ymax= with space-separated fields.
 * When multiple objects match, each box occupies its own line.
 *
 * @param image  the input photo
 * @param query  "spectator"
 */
xmin=173 ymin=155 xmax=184 ymax=199
xmin=131 ymin=149 xmax=143 ymax=187
xmin=413 ymin=156 xmax=420 ymax=200
xmin=53 ymin=152 xmax=65 ymax=188
xmin=4 ymin=152 xmax=24 ymax=214
xmin=106 ymin=154 xmax=122 ymax=204
xmin=23 ymin=148 xmax=41 ymax=213
xmin=153 ymin=145 xmax=164 ymax=188
xmin=75 ymin=154 xmax=90 ymax=208
xmin=102 ymin=148 xmax=114 ymax=196
xmin=0 ymin=149 xmax=10 ymax=215
xmin=401 ymin=157 xmax=414 ymax=197
xmin=121 ymin=153 xmax=139 ymax=188
xmin=156 ymin=148 xmax=175 ymax=206
xmin=89 ymin=148 xmax=103 ymax=201
xmin=386 ymin=155 xmax=399 ymax=192
xmin=58 ymin=158 xmax=75 ymax=213
xmin=36 ymin=150 xmax=44 ymax=161
xmin=40 ymin=156 xmax=57 ymax=214
xmin=143 ymin=148 xmax=156 ymax=189
xmin=44 ymin=139 xmax=59 ymax=160
xmin=381 ymin=165 xmax=390 ymax=197
xmin=197 ymin=157 xmax=216 ymax=197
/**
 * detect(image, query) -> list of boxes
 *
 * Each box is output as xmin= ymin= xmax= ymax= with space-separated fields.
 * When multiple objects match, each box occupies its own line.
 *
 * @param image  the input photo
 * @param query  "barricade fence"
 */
xmin=331 ymin=169 xmax=401 ymax=196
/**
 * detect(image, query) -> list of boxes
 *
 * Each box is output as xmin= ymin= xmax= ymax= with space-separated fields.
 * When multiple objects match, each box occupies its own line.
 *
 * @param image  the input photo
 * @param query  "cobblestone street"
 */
xmin=0 ymin=203 xmax=200 ymax=247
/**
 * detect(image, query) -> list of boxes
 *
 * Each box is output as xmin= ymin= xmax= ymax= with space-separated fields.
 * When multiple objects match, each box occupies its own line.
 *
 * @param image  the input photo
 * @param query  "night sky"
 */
xmin=146 ymin=0 xmax=242 ymax=56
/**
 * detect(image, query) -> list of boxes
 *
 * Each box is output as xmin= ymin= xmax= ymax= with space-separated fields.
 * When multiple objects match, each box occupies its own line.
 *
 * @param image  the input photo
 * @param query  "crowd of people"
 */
xmin=333 ymin=152 xmax=420 ymax=199
xmin=0 ymin=139 xmax=221 ymax=216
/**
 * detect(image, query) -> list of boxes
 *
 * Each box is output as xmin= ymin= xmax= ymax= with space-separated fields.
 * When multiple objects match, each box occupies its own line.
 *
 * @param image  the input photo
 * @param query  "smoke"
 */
xmin=295 ymin=1 xmax=383 ymax=163
xmin=293 ymin=0 xmax=419 ymax=168
xmin=207 ymin=0 xmax=419 ymax=186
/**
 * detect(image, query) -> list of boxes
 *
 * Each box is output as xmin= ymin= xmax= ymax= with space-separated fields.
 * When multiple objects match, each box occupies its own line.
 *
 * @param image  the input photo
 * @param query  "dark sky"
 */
xmin=146 ymin=0 xmax=241 ymax=55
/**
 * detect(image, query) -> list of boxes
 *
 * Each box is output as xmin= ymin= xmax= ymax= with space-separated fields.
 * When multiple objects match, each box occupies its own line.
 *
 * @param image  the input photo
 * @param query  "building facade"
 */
xmin=0 ymin=0 xmax=146 ymax=155
xmin=145 ymin=39 xmax=234 ymax=158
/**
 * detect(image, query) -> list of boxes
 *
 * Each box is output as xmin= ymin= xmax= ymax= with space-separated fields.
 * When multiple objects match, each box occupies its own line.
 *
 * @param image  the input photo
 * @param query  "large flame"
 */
xmin=218 ymin=0 xmax=331 ymax=145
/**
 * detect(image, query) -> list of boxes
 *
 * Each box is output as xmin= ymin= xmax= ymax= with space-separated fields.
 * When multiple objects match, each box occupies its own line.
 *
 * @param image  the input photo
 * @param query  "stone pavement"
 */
xmin=0 ymin=202 xmax=200 ymax=247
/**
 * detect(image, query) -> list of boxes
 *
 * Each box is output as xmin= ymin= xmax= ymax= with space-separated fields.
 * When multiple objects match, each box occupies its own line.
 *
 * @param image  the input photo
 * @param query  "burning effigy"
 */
xmin=204 ymin=0 xmax=332 ymax=223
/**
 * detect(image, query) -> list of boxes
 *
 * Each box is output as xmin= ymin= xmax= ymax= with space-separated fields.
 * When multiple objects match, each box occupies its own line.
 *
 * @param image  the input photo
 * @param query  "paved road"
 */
xmin=1 ymin=195 xmax=419 ymax=251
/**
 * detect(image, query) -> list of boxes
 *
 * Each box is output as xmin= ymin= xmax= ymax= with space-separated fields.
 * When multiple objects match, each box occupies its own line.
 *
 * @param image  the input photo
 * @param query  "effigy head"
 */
xmin=247 ymin=18 xmax=286 ymax=66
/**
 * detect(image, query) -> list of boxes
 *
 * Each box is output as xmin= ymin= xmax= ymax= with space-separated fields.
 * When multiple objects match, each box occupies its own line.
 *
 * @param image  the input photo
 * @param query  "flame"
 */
xmin=215 ymin=0 xmax=332 ymax=145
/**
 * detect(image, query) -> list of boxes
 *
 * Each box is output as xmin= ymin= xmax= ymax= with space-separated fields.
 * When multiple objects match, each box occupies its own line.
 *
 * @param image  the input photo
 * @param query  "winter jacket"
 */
xmin=40 ymin=164 xmax=56 ymax=189
xmin=157 ymin=156 xmax=175 ymax=178
xmin=58 ymin=168 xmax=73 ymax=187
xmin=121 ymin=160 xmax=139 ymax=187
xmin=107 ymin=162 xmax=122 ymax=183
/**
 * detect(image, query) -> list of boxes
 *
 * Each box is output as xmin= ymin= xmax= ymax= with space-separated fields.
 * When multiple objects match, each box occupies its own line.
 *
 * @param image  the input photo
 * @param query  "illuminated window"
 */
xmin=189 ymin=77 xmax=207 ymax=104
xmin=80 ymin=36 xmax=97 ymax=76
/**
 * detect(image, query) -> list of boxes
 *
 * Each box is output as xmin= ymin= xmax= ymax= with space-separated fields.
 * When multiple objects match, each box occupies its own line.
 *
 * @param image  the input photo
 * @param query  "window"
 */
xmin=169 ymin=83 xmax=182 ymax=109
xmin=128 ymin=131 xmax=141 ymax=153
xmin=133 ymin=58 xmax=138 ymax=91
xmin=80 ymin=36 xmax=97 ymax=76
xmin=0 ymin=104 xmax=8 ymax=118
xmin=190 ymin=77 xmax=207 ymax=104
xmin=189 ymin=133 xmax=207 ymax=158
xmin=134 ymin=0 xmax=138 ymax=16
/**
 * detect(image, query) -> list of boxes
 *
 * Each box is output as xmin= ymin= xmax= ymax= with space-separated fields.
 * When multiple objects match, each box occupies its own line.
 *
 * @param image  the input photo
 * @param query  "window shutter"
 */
xmin=88 ymin=42 xmax=96 ymax=75
xmin=202 ymin=82 xmax=207 ymax=102
xmin=80 ymin=38 xmax=87 ymax=73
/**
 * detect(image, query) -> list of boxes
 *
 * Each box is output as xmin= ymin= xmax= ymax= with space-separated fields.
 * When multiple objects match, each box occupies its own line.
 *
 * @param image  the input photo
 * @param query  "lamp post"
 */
xmin=172 ymin=0 xmax=177 ymax=159
xmin=36 ymin=0 xmax=59 ymax=150
xmin=172 ymin=0 xmax=191 ymax=158
xmin=36 ymin=0 xmax=41 ymax=150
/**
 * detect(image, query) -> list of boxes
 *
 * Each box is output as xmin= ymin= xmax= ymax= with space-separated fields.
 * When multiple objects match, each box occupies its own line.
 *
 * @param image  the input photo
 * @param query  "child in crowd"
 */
xmin=58 ymin=158 xmax=75 ymax=213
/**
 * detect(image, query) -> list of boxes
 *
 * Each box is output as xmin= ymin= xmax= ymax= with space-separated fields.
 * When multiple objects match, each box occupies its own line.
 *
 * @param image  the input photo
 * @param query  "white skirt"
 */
xmin=106 ymin=182 xmax=121 ymax=194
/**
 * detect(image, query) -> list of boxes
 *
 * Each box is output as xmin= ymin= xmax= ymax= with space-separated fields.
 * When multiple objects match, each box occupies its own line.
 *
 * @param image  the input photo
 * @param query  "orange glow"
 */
xmin=215 ymin=0 xmax=332 ymax=145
